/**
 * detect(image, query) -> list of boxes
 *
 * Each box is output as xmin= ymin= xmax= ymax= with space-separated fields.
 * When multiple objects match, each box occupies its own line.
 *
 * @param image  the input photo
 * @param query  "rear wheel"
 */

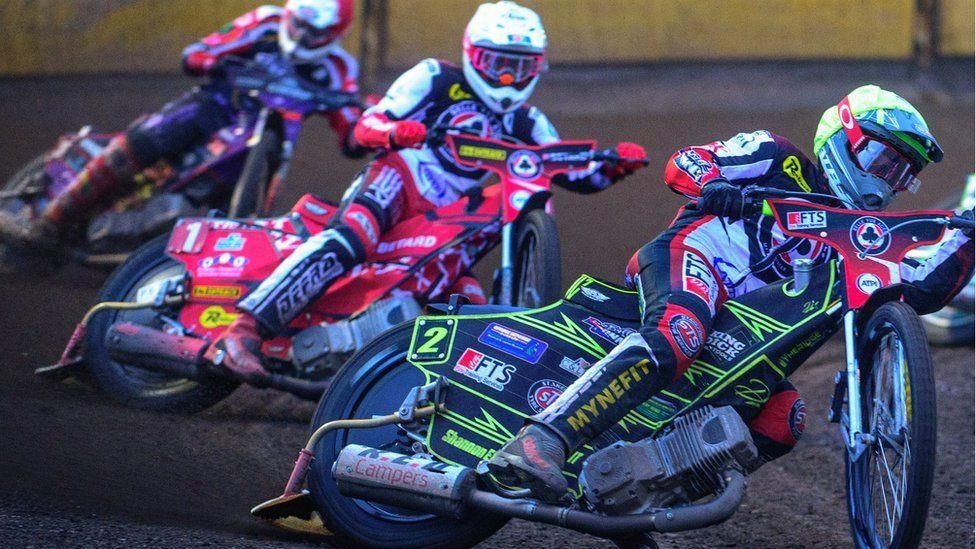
xmin=307 ymin=323 xmax=508 ymax=548
xmin=86 ymin=235 xmax=237 ymax=412
xmin=0 ymin=155 xmax=58 ymax=274
xmin=512 ymin=209 xmax=562 ymax=308
xmin=846 ymin=302 xmax=937 ymax=548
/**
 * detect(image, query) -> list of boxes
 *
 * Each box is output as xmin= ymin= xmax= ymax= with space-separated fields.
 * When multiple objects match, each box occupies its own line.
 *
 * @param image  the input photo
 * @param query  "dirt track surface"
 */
xmin=1 ymin=61 xmax=973 ymax=548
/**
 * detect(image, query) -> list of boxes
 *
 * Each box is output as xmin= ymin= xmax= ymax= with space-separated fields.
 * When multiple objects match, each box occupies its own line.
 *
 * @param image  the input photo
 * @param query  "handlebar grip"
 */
xmin=948 ymin=215 xmax=975 ymax=231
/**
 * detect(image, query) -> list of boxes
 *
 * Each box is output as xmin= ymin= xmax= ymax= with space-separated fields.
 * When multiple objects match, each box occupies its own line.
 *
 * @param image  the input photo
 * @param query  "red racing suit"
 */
xmin=237 ymin=59 xmax=624 ymax=335
xmin=534 ymin=130 xmax=974 ymax=463
xmin=46 ymin=5 xmax=363 ymax=225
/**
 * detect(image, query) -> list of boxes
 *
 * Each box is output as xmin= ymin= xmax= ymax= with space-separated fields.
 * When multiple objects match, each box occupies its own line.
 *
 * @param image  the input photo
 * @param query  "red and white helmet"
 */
xmin=462 ymin=1 xmax=548 ymax=113
xmin=279 ymin=0 xmax=353 ymax=62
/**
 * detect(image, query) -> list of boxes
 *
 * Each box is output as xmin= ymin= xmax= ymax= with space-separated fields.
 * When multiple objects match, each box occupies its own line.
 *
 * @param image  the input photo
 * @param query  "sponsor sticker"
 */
xmin=457 ymin=144 xmax=506 ymax=161
xmin=856 ymin=273 xmax=883 ymax=295
xmin=507 ymin=150 xmax=543 ymax=180
xmin=580 ymin=286 xmax=610 ymax=302
xmin=527 ymin=379 xmax=566 ymax=414
xmin=453 ymin=348 xmax=516 ymax=392
xmin=786 ymin=210 xmax=827 ymax=230
xmin=669 ymin=314 xmax=703 ymax=358
xmin=191 ymin=285 xmax=242 ymax=300
xmin=559 ymin=356 xmax=591 ymax=377
xmin=275 ymin=253 xmax=344 ymax=320
xmin=850 ymin=216 xmax=891 ymax=255
xmin=682 ymin=251 xmax=718 ymax=309
xmin=782 ymin=155 xmax=811 ymax=192
xmin=705 ymin=330 xmax=746 ymax=362
xmin=509 ymin=189 xmax=531 ymax=211
xmin=674 ymin=150 xmax=713 ymax=182
xmin=214 ymin=233 xmax=246 ymax=252
xmin=478 ymin=322 xmax=548 ymax=364
xmin=199 ymin=305 xmax=239 ymax=329
xmin=584 ymin=316 xmax=636 ymax=345
xmin=789 ymin=399 xmax=807 ymax=441
xmin=198 ymin=253 xmax=248 ymax=277
xmin=376 ymin=235 xmax=438 ymax=255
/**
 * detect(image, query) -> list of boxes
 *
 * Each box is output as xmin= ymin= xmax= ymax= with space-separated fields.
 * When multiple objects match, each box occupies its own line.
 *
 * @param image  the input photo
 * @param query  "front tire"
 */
xmin=307 ymin=323 xmax=507 ymax=548
xmin=227 ymin=125 xmax=281 ymax=218
xmin=86 ymin=235 xmax=237 ymax=412
xmin=0 ymin=155 xmax=58 ymax=274
xmin=512 ymin=209 xmax=562 ymax=308
xmin=846 ymin=302 xmax=937 ymax=548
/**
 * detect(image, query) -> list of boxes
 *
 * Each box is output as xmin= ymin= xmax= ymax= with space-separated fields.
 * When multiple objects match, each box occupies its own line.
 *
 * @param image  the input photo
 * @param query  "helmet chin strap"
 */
xmin=837 ymin=96 xmax=867 ymax=150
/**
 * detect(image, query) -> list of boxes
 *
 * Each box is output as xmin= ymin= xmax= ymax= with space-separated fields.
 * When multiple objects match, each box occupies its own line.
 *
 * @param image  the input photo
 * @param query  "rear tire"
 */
xmin=227 ymin=126 xmax=281 ymax=218
xmin=307 ymin=323 xmax=508 ymax=548
xmin=512 ymin=209 xmax=562 ymax=308
xmin=86 ymin=235 xmax=237 ymax=412
xmin=845 ymin=302 xmax=936 ymax=548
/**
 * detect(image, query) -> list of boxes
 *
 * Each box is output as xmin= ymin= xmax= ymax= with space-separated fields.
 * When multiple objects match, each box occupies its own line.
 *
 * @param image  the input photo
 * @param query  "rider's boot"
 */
xmin=0 ymin=136 xmax=142 ymax=251
xmin=489 ymin=332 xmax=681 ymax=502
xmin=207 ymin=225 xmax=368 ymax=380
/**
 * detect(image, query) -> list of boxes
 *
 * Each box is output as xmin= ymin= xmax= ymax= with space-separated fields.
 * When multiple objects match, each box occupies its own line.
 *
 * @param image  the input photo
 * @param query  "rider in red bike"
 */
xmin=488 ymin=85 xmax=976 ymax=501
xmin=209 ymin=1 xmax=649 ymax=381
xmin=6 ymin=0 xmax=364 ymax=245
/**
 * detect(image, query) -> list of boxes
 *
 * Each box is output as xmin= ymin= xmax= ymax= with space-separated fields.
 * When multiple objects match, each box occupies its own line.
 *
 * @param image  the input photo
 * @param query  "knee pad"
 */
xmin=643 ymin=298 xmax=709 ymax=380
xmin=342 ymin=203 xmax=382 ymax=254
xmin=748 ymin=388 xmax=806 ymax=462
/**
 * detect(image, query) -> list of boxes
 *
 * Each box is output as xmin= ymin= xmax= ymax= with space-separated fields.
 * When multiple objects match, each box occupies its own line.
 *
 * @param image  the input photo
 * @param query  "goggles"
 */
xmin=287 ymin=10 xmax=340 ymax=49
xmin=469 ymin=46 xmax=546 ymax=88
xmin=852 ymin=138 xmax=921 ymax=194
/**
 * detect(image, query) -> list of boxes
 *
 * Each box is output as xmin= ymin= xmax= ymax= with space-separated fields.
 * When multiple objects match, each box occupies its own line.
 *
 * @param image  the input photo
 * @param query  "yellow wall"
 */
xmin=941 ymin=0 xmax=976 ymax=55
xmin=387 ymin=0 xmax=916 ymax=66
xmin=0 ymin=0 xmax=964 ymax=75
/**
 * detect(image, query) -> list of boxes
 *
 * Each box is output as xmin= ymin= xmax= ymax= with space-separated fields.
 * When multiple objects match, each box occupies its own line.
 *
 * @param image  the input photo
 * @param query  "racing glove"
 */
xmin=698 ymin=179 xmax=744 ymax=219
xmin=603 ymin=142 xmax=648 ymax=181
xmin=957 ymin=208 xmax=975 ymax=239
xmin=390 ymin=120 xmax=427 ymax=149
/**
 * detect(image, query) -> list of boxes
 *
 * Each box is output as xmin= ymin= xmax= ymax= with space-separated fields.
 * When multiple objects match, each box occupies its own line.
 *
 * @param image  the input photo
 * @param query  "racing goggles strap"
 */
xmin=837 ymin=96 xmax=867 ymax=150
xmin=470 ymin=46 xmax=546 ymax=87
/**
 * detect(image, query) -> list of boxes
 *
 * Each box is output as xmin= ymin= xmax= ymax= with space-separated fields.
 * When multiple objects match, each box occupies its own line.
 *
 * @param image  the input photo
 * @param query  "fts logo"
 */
xmin=453 ymin=348 xmax=517 ymax=392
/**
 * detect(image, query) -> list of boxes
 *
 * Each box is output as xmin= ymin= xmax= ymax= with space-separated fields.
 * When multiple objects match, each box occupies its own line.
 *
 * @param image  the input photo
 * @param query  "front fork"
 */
xmin=831 ymin=309 xmax=871 ymax=459
xmin=497 ymin=223 xmax=514 ymax=305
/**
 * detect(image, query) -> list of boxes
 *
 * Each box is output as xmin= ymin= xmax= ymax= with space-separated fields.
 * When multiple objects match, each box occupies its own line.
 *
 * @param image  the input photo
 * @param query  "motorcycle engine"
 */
xmin=291 ymin=296 xmax=423 ymax=373
xmin=579 ymin=405 xmax=760 ymax=516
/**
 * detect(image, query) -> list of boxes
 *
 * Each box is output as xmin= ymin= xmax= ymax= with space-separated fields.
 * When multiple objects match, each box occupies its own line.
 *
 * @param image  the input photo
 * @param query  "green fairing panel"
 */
xmin=406 ymin=268 xmax=842 ymax=491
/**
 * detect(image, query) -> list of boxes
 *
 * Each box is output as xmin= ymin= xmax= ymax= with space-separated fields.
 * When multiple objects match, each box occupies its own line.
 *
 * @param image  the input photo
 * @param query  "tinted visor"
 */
xmin=854 ymin=139 xmax=921 ymax=193
xmin=287 ymin=12 xmax=339 ymax=49
xmin=469 ymin=46 xmax=545 ymax=88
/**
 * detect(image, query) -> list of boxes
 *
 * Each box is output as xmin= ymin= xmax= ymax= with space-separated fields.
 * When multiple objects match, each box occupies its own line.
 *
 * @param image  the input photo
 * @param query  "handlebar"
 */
xmin=222 ymin=55 xmax=362 ymax=111
xmin=428 ymin=125 xmax=649 ymax=166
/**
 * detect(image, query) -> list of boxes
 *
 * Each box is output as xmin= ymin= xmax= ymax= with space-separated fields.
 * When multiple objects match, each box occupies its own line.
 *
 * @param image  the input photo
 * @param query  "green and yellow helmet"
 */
xmin=814 ymin=85 xmax=943 ymax=210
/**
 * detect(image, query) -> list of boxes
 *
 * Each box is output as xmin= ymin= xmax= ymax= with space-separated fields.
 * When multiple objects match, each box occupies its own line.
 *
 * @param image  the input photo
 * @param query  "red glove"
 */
xmin=391 ymin=120 xmax=427 ymax=149
xmin=604 ymin=142 xmax=647 ymax=180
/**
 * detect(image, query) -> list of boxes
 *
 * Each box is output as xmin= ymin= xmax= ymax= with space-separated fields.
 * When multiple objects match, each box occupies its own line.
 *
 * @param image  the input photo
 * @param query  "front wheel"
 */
xmin=227 ymin=125 xmax=281 ymax=218
xmin=846 ymin=302 xmax=937 ymax=548
xmin=511 ymin=208 xmax=562 ymax=308
xmin=307 ymin=323 xmax=508 ymax=548
xmin=86 ymin=235 xmax=238 ymax=412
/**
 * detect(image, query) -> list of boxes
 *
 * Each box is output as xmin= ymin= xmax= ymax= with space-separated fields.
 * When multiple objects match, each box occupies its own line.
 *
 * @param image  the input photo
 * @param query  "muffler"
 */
xmin=334 ymin=443 xmax=747 ymax=537
xmin=105 ymin=322 xmax=208 ymax=379
xmin=334 ymin=444 xmax=475 ymax=519
xmin=105 ymin=321 xmax=332 ymax=400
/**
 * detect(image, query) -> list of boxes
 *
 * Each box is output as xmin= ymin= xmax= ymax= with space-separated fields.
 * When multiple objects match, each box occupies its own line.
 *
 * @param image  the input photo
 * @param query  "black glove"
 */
xmin=698 ymin=179 xmax=744 ymax=219
xmin=957 ymin=208 xmax=974 ymax=239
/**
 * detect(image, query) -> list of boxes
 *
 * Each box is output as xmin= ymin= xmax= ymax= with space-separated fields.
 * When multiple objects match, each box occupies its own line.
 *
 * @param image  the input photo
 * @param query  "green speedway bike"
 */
xmin=253 ymin=190 xmax=973 ymax=548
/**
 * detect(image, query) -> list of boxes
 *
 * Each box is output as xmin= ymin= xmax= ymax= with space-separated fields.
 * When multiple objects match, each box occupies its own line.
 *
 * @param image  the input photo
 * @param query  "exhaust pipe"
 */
xmin=105 ymin=322 xmax=209 ymax=378
xmin=333 ymin=444 xmax=747 ymax=537
xmin=105 ymin=322 xmax=332 ymax=400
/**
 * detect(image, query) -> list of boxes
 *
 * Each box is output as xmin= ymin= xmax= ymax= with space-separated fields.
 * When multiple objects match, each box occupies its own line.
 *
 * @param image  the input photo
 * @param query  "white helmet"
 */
xmin=462 ymin=1 xmax=548 ymax=113
xmin=278 ymin=0 xmax=353 ymax=63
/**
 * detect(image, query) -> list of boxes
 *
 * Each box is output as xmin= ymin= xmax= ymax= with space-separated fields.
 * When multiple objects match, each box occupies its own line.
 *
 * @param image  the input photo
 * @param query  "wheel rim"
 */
xmin=110 ymin=256 xmax=197 ymax=393
xmin=515 ymin=229 xmax=544 ymax=308
xmin=328 ymin=346 xmax=435 ymax=522
xmin=855 ymin=325 xmax=913 ymax=547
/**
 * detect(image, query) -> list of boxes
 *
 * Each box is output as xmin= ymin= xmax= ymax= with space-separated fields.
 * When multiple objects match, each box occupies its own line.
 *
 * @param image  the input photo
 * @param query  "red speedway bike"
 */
xmin=44 ymin=128 xmax=641 ymax=412
xmin=251 ymin=188 xmax=973 ymax=549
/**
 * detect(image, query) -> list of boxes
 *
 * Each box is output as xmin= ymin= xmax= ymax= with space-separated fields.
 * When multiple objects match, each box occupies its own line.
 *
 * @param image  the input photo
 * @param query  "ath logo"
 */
xmin=674 ymin=150 xmax=713 ymax=182
xmin=786 ymin=210 xmax=827 ymax=230
xmin=453 ymin=348 xmax=516 ymax=391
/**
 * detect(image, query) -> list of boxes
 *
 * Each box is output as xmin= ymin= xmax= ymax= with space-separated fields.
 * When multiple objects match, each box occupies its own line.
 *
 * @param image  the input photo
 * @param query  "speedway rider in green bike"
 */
xmin=488 ymin=85 xmax=976 ymax=501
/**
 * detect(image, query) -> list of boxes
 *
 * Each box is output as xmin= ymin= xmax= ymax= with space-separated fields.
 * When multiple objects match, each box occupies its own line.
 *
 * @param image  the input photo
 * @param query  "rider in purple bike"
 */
xmin=6 ymin=0 xmax=363 ymax=246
